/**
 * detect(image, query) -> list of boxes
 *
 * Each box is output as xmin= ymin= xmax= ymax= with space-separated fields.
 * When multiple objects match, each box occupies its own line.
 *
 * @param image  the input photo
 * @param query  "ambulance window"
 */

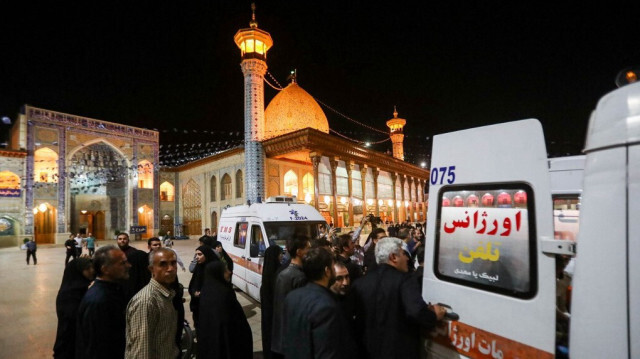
xmin=434 ymin=183 xmax=537 ymax=299
xmin=250 ymin=225 xmax=266 ymax=257
xmin=234 ymin=222 xmax=248 ymax=249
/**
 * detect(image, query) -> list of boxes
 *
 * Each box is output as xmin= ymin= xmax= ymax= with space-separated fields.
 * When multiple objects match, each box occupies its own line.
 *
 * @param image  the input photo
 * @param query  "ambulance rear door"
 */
xmin=423 ymin=119 xmax=557 ymax=358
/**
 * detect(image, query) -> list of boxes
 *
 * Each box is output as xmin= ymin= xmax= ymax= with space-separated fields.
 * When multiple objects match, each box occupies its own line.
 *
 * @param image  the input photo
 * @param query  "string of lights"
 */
xmin=264 ymin=77 xmax=283 ymax=91
xmin=313 ymin=96 xmax=389 ymax=135
xmin=329 ymin=129 xmax=390 ymax=145
xmin=266 ymin=71 xmax=284 ymax=89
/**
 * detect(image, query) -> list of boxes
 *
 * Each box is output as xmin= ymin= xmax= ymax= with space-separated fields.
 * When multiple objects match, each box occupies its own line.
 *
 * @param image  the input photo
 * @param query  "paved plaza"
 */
xmin=0 ymin=238 xmax=264 ymax=359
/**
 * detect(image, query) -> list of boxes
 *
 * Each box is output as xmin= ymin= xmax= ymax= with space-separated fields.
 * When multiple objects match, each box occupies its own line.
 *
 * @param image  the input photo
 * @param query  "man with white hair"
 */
xmin=349 ymin=237 xmax=447 ymax=359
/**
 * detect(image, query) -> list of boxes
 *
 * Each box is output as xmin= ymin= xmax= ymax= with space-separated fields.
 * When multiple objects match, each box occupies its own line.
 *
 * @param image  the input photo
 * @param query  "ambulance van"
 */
xmin=422 ymin=81 xmax=639 ymax=358
xmin=217 ymin=196 xmax=328 ymax=301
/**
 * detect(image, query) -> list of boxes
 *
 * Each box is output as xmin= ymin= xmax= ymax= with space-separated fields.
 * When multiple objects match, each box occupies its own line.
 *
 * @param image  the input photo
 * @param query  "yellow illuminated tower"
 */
xmin=386 ymin=106 xmax=407 ymax=161
xmin=234 ymin=3 xmax=273 ymax=203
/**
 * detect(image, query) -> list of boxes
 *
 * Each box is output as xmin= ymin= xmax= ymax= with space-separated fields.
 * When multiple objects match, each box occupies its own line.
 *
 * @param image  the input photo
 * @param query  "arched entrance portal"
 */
xmin=137 ymin=205 xmax=153 ymax=239
xmin=68 ymin=141 xmax=128 ymax=239
xmin=161 ymin=214 xmax=173 ymax=235
xmin=78 ymin=210 xmax=106 ymax=240
xmin=34 ymin=203 xmax=56 ymax=244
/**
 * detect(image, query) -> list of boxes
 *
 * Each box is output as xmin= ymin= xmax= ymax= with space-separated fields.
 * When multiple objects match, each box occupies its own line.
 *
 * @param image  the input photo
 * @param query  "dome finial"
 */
xmin=393 ymin=105 xmax=398 ymax=118
xmin=287 ymin=69 xmax=297 ymax=84
xmin=250 ymin=2 xmax=258 ymax=28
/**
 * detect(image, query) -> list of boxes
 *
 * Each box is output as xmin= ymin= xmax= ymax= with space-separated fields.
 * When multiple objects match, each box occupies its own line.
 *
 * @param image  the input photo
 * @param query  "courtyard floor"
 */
xmin=0 ymin=237 xmax=264 ymax=358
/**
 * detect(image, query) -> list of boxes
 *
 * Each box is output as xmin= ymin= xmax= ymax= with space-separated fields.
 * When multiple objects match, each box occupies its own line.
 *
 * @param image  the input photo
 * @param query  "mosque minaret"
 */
xmin=386 ymin=106 xmax=407 ymax=161
xmin=234 ymin=4 xmax=272 ymax=203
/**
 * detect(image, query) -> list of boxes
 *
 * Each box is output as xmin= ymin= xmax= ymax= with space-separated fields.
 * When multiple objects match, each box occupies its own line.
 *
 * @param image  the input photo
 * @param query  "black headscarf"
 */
xmin=56 ymin=257 xmax=93 ymax=303
xmin=198 ymin=261 xmax=253 ymax=358
xmin=189 ymin=245 xmax=217 ymax=298
xmin=204 ymin=260 xmax=230 ymax=287
xmin=260 ymin=245 xmax=283 ymax=359
xmin=53 ymin=257 xmax=93 ymax=358
xmin=261 ymin=245 xmax=283 ymax=300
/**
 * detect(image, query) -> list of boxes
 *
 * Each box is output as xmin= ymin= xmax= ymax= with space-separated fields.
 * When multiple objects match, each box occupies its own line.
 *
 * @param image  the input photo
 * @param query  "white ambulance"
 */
xmin=422 ymin=81 xmax=640 ymax=358
xmin=217 ymin=196 xmax=328 ymax=301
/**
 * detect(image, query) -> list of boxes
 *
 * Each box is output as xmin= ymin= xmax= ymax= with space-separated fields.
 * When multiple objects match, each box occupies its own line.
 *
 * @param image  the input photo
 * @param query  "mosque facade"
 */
xmin=0 ymin=106 xmax=160 ymax=247
xmin=0 ymin=9 xmax=429 ymax=248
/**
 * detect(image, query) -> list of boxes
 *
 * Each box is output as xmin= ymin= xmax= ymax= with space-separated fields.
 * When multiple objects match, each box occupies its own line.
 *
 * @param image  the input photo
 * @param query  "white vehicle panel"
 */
xmin=424 ymin=119 xmax=555 ymax=357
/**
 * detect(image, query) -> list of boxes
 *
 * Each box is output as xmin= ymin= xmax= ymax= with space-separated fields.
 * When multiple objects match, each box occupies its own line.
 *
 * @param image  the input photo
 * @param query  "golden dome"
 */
xmin=263 ymin=82 xmax=329 ymax=140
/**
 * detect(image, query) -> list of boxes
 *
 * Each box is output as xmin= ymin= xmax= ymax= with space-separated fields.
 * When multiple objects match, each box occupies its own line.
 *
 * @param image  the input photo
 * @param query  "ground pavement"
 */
xmin=0 ymin=237 xmax=264 ymax=359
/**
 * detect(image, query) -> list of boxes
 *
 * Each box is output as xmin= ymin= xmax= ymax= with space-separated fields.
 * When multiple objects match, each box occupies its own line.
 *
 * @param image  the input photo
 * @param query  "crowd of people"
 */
xmin=261 ymin=217 xmax=447 ymax=359
xmin=50 ymin=218 xmax=444 ymax=359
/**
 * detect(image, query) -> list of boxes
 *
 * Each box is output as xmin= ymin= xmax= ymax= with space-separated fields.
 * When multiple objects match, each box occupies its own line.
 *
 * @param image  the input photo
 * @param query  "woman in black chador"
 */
xmin=53 ymin=257 xmax=95 ymax=358
xmin=260 ymin=245 xmax=284 ymax=359
xmin=198 ymin=260 xmax=253 ymax=359
xmin=188 ymin=245 xmax=217 ymax=331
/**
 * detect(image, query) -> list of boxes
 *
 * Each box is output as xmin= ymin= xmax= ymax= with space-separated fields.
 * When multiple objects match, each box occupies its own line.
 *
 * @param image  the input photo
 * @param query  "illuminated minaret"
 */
xmin=386 ymin=106 xmax=407 ymax=161
xmin=234 ymin=3 xmax=273 ymax=203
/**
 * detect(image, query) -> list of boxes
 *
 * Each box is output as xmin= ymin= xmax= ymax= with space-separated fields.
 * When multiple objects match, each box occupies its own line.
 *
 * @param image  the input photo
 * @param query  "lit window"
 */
xmin=284 ymin=170 xmax=298 ymax=196
xmin=34 ymin=147 xmax=58 ymax=183
xmin=160 ymin=182 xmax=175 ymax=201
xmin=137 ymin=160 xmax=153 ymax=189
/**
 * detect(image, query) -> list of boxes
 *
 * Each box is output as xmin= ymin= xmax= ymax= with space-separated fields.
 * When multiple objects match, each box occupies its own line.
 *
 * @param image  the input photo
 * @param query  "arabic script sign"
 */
xmin=130 ymin=226 xmax=147 ymax=234
xmin=438 ymin=207 xmax=530 ymax=293
xmin=428 ymin=320 xmax=553 ymax=359
xmin=0 ymin=188 xmax=21 ymax=197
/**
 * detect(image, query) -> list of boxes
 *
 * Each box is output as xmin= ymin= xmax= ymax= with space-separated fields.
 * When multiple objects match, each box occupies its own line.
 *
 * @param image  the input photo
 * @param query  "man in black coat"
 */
xmin=271 ymin=235 xmax=310 ymax=358
xmin=116 ymin=232 xmax=148 ymax=303
xmin=336 ymin=234 xmax=363 ymax=282
xmin=349 ymin=237 xmax=447 ymax=359
xmin=76 ymin=245 xmax=131 ymax=359
xmin=284 ymin=248 xmax=356 ymax=359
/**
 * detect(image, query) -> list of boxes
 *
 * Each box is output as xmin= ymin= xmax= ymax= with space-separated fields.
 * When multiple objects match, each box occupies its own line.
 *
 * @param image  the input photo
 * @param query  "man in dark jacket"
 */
xmin=271 ymin=235 xmax=310 ymax=358
xmin=76 ymin=245 xmax=131 ymax=359
xmin=336 ymin=234 xmax=363 ymax=282
xmin=64 ymin=235 xmax=77 ymax=265
xmin=284 ymin=248 xmax=356 ymax=359
xmin=116 ymin=232 xmax=148 ymax=302
xmin=350 ymin=237 xmax=447 ymax=359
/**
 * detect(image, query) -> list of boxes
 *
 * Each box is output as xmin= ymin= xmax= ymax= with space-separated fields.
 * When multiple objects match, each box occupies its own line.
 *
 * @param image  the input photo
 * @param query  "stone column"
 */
xmin=25 ymin=122 xmax=35 ymax=235
xmin=391 ymin=173 xmax=398 ymax=223
xmin=421 ymin=179 xmax=428 ymax=221
xmin=347 ymin=161 xmax=354 ymax=227
xmin=399 ymin=175 xmax=406 ymax=223
xmin=372 ymin=168 xmax=379 ymax=216
xmin=407 ymin=177 xmax=415 ymax=223
xmin=310 ymin=153 xmax=321 ymax=211
xmin=57 ymin=125 xmax=67 ymax=233
xmin=153 ymin=143 xmax=159 ymax=232
xmin=360 ymin=165 xmax=367 ymax=215
xmin=132 ymin=141 xmax=138 ymax=226
xmin=329 ymin=158 xmax=339 ymax=227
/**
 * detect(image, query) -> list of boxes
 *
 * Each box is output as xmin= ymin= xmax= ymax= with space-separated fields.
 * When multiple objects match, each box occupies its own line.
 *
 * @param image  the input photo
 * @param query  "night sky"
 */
xmin=1 ymin=2 xmax=638 ymax=165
